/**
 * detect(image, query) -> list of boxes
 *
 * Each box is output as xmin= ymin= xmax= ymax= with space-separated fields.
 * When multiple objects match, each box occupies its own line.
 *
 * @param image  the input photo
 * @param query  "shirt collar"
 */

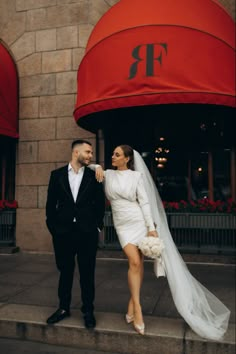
xmin=68 ymin=163 xmax=85 ymax=174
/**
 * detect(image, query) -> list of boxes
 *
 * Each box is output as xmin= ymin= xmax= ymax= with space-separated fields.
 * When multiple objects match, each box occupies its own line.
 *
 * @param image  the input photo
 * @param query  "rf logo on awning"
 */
xmin=128 ymin=43 xmax=168 ymax=79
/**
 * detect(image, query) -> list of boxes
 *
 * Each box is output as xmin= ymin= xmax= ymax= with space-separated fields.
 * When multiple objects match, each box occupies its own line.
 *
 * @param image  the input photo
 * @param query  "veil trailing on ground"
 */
xmin=133 ymin=150 xmax=230 ymax=341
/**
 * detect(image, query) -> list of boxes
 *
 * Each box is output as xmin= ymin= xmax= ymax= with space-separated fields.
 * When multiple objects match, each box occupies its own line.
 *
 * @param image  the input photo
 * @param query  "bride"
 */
xmin=90 ymin=144 xmax=230 ymax=340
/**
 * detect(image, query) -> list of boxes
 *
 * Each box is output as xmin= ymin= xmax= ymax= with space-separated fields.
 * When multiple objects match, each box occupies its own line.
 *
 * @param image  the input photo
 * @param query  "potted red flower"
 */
xmin=163 ymin=198 xmax=236 ymax=215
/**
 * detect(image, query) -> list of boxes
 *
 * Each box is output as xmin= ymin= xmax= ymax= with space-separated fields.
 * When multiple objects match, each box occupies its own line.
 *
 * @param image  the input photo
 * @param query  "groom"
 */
xmin=46 ymin=139 xmax=105 ymax=328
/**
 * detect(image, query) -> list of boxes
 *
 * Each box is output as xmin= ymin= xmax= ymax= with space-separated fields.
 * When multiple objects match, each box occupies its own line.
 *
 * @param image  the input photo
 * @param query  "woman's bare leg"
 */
xmin=127 ymin=253 xmax=144 ymax=317
xmin=127 ymin=298 xmax=134 ymax=317
xmin=123 ymin=244 xmax=144 ymax=325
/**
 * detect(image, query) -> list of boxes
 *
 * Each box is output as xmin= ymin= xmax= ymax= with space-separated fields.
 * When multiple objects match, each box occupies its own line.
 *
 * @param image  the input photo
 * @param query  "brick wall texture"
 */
xmin=0 ymin=0 xmax=235 ymax=252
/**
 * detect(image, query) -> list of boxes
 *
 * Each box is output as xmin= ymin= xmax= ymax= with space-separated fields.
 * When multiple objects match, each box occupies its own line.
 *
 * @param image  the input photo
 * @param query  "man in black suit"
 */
xmin=46 ymin=139 xmax=105 ymax=328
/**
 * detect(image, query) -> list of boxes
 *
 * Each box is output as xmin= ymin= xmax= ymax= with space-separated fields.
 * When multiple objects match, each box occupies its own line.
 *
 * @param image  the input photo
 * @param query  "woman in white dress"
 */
xmin=92 ymin=144 xmax=230 ymax=340
xmin=104 ymin=145 xmax=157 ymax=335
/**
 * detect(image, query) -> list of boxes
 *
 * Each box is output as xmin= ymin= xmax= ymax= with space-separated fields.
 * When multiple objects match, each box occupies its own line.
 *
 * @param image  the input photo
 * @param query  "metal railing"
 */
xmin=101 ymin=211 xmax=236 ymax=254
xmin=0 ymin=210 xmax=16 ymax=246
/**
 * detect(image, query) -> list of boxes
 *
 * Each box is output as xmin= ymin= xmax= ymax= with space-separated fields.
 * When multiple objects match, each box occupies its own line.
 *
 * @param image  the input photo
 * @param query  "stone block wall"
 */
xmin=0 ymin=0 xmax=235 ymax=252
xmin=0 ymin=0 xmax=118 ymax=252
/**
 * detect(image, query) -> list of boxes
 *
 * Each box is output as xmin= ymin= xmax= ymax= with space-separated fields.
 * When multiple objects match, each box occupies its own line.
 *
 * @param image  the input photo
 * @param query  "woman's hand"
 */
xmin=95 ymin=166 xmax=104 ymax=183
xmin=147 ymin=230 xmax=158 ymax=237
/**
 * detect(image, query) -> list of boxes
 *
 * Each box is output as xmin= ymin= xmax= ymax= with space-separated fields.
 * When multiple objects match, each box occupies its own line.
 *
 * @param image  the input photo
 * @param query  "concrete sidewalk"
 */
xmin=0 ymin=251 xmax=235 ymax=354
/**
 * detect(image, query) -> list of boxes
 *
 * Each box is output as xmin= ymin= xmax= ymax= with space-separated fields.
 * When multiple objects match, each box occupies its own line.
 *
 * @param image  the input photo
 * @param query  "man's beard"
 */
xmin=77 ymin=156 xmax=90 ymax=166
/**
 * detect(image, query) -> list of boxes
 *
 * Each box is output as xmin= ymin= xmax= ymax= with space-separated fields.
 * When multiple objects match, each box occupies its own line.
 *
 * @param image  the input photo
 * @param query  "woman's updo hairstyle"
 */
xmin=119 ymin=145 xmax=134 ymax=170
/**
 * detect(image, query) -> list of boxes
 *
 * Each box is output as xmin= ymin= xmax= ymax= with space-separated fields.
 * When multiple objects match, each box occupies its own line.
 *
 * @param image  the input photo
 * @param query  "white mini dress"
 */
xmin=104 ymin=169 xmax=155 ymax=248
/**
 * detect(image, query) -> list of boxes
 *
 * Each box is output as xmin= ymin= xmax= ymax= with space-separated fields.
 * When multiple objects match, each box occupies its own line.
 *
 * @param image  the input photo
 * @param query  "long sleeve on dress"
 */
xmin=87 ymin=164 xmax=101 ymax=171
xmin=136 ymin=176 xmax=155 ymax=231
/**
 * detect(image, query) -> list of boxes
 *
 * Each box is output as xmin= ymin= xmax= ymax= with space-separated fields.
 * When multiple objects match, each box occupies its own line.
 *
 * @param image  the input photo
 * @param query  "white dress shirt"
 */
xmin=68 ymin=163 xmax=85 ymax=202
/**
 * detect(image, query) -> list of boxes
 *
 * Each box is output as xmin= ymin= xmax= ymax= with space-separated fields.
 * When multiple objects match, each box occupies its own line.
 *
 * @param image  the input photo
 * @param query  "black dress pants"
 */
xmin=52 ymin=224 xmax=98 ymax=313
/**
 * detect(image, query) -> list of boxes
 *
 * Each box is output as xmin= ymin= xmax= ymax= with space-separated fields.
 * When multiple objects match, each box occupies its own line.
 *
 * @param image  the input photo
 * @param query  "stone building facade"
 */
xmin=0 ymin=0 xmax=235 ymax=252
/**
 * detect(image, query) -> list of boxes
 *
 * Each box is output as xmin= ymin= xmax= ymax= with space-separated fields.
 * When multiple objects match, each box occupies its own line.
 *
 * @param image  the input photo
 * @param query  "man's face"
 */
xmin=75 ymin=143 xmax=93 ymax=166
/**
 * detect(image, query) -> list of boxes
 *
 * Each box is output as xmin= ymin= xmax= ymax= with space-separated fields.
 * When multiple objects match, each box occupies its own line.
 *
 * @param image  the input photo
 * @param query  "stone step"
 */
xmin=0 ymin=304 xmax=235 ymax=354
xmin=0 ymin=246 xmax=20 ymax=254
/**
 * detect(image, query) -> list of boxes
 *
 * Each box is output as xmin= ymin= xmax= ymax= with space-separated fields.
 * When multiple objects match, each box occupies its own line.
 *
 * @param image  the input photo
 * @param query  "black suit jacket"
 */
xmin=46 ymin=165 xmax=105 ymax=236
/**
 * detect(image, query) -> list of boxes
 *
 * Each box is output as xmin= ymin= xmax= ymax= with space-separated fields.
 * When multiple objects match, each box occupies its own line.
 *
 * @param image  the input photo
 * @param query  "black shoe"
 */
xmin=83 ymin=312 xmax=96 ymax=329
xmin=46 ymin=308 xmax=70 ymax=324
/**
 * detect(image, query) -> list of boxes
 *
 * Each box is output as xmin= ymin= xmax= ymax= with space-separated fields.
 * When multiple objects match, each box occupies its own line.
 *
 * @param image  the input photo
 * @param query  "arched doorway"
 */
xmin=0 ymin=40 xmax=19 ymax=247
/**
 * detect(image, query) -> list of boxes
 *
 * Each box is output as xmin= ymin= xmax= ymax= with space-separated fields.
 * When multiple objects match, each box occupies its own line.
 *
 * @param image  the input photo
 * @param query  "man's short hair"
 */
xmin=71 ymin=139 xmax=92 ymax=150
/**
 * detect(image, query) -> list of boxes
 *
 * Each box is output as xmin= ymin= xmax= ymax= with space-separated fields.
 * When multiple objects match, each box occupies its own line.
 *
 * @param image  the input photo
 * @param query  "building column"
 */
xmin=208 ymin=151 xmax=214 ymax=201
xmin=96 ymin=129 xmax=105 ymax=166
xmin=231 ymin=147 xmax=236 ymax=202
xmin=187 ymin=158 xmax=192 ymax=201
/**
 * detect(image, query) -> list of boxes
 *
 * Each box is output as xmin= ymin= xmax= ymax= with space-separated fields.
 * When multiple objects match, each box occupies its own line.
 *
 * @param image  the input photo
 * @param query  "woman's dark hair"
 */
xmin=119 ymin=145 xmax=134 ymax=170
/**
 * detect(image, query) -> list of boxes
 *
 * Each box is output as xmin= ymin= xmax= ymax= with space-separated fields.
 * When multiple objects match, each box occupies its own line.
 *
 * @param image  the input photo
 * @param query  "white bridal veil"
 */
xmin=133 ymin=150 xmax=230 ymax=341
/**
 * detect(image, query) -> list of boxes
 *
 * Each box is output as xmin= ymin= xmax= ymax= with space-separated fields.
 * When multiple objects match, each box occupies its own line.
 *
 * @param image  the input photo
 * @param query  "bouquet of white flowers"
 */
xmin=138 ymin=236 xmax=166 ymax=277
xmin=138 ymin=236 xmax=165 ymax=259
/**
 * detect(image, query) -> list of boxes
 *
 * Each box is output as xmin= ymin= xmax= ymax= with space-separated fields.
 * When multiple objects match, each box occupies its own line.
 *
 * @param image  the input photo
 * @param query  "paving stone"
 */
xmin=0 ymin=253 xmax=234 ymax=353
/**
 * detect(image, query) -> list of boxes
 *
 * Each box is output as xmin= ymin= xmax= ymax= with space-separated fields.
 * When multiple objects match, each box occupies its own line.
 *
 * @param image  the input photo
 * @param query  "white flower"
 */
xmin=151 ymin=245 xmax=161 ymax=256
xmin=138 ymin=237 xmax=165 ymax=259
xmin=141 ymin=245 xmax=150 ymax=254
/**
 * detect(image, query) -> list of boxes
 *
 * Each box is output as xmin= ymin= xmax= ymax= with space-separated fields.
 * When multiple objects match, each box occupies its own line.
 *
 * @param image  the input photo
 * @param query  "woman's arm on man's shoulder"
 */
xmin=88 ymin=164 xmax=105 ymax=183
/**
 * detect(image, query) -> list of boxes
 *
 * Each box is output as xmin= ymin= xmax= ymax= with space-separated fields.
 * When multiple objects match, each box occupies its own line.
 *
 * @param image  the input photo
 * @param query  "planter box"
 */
xmin=167 ymin=213 xmax=236 ymax=229
xmin=102 ymin=211 xmax=236 ymax=254
xmin=167 ymin=213 xmax=236 ymax=254
xmin=0 ymin=210 xmax=16 ymax=246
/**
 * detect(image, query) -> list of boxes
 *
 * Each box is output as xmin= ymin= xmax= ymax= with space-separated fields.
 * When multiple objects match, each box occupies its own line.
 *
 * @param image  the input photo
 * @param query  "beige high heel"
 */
xmin=125 ymin=313 xmax=134 ymax=324
xmin=133 ymin=322 xmax=145 ymax=335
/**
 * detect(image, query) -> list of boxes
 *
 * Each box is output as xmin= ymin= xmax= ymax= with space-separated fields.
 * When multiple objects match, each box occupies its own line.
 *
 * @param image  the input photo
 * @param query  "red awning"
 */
xmin=0 ymin=41 xmax=19 ymax=138
xmin=74 ymin=0 xmax=235 ymax=127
